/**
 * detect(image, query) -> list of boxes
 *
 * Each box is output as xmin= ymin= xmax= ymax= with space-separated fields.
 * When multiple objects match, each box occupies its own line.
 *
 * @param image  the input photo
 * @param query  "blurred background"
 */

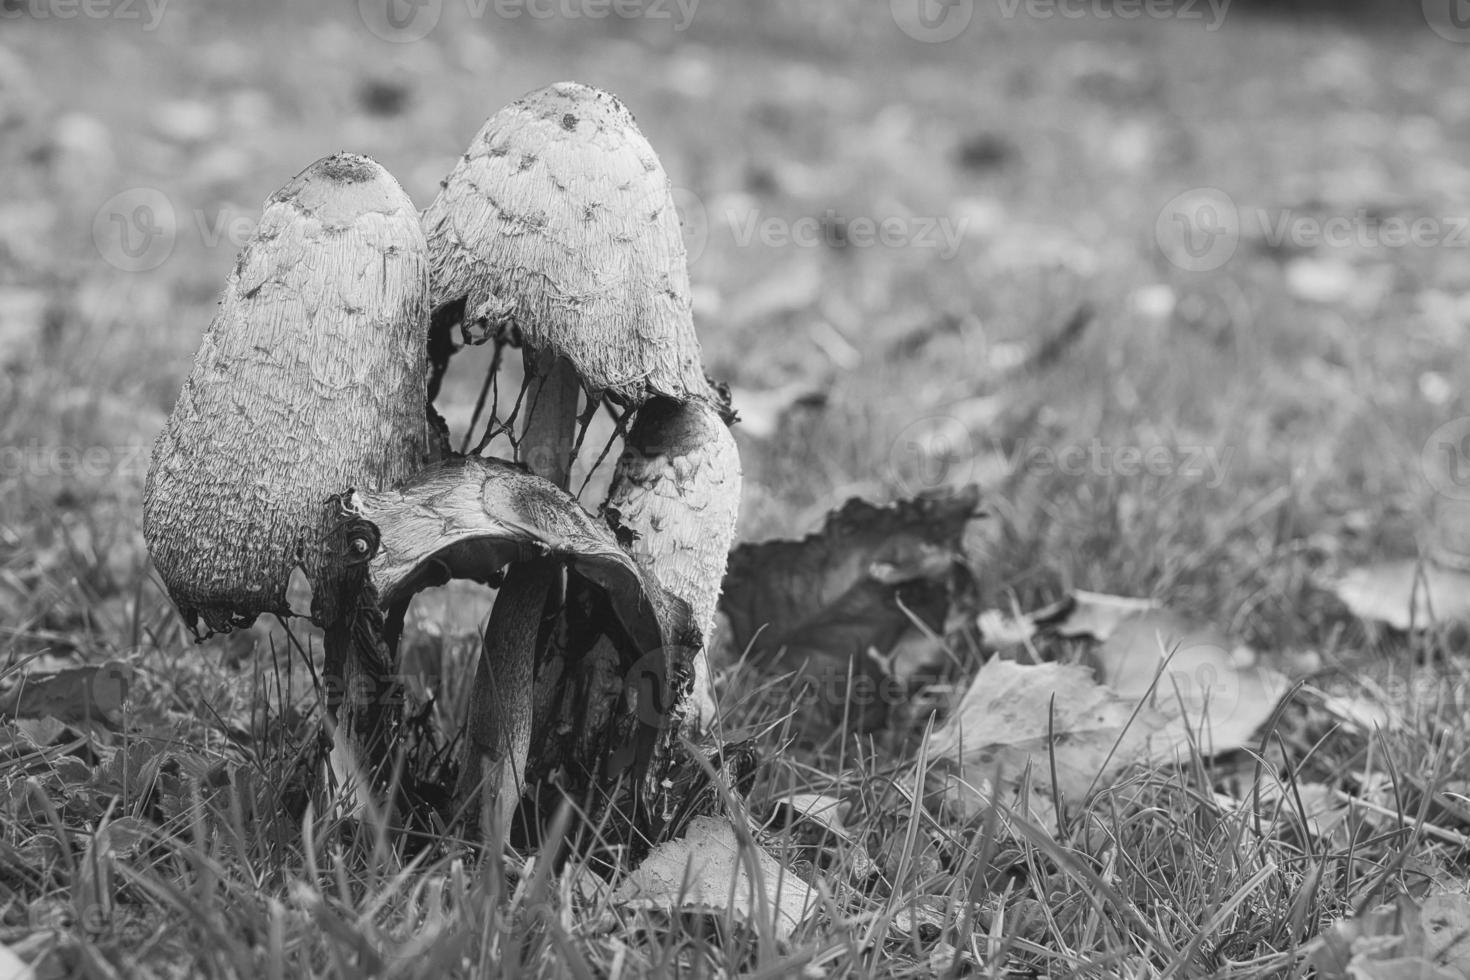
xmin=2 ymin=0 xmax=1470 ymax=657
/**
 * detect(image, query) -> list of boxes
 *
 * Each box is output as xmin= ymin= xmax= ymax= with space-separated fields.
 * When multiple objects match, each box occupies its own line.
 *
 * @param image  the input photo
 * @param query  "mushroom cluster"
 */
xmin=143 ymin=82 xmax=742 ymax=842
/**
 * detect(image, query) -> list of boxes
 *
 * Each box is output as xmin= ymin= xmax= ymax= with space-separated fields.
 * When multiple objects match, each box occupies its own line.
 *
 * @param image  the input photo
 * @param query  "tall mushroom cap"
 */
xmin=423 ymin=80 xmax=714 ymax=406
xmin=144 ymin=153 xmax=437 ymax=638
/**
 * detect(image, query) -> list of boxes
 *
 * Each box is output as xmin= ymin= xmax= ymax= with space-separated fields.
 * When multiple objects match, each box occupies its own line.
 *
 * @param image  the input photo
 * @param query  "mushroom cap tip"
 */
xmin=272 ymin=152 xmax=414 ymax=228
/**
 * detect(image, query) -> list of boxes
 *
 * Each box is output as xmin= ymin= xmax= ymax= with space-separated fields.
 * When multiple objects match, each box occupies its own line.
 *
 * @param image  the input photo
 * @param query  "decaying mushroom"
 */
xmin=423 ymin=81 xmax=730 ymax=830
xmin=143 ymin=153 xmax=442 ymax=791
xmin=144 ymin=87 xmax=744 ymax=843
xmin=604 ymin=397 xmax=742 ymax=730
xmin=423 ymin=80 xmax=715 ymax=464
xmin=331 ymin=456 xmax=697 ymax=831
xmin=143 ymin=153 xmax=439 ymax=638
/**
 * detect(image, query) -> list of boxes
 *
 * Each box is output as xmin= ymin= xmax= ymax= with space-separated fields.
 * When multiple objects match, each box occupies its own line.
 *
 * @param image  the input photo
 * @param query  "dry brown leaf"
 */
xmin=0 ymin=943 xmax=33 ymax=980
xmin=1335 ymin=561 xmax=1470 ymax=631
xmin=0 ymin=661 xmax=133 ymax=725
xmin=719 ymin=488 xmax=981 ymax=731
xmin=612 ymin=815 xmax=818 ymax=943
xmin=1315 ymin=893 xmax=1470 ymax=980
xmin=924 ymin=659 xmax=1165 ymax=818
xmin=766 ymin=793 xmax=851 ymax=840
xmin=1092 ymin=611 xmax=1290 ymax=759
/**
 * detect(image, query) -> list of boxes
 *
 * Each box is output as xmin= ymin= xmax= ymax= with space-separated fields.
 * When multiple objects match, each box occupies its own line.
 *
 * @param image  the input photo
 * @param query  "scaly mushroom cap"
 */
xmin=423 ymin=81 xmax=714 ymax=405
xmin=605 ymin=398 xmax=741 ymax=638
xmin=604 ymin=398 xmax=742 ymax=727
xmin=144 ymin=153 xmax=437 ymax=638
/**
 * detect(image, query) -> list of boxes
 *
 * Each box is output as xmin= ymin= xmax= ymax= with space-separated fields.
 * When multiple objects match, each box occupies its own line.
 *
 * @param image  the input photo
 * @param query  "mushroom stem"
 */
xmin=458 ymin=556 xmax=556 ymax=840
xmin=520 ymin=348 xmax=583 ymax=487
xmin=458 ymin=347 xmax=583 ymax=833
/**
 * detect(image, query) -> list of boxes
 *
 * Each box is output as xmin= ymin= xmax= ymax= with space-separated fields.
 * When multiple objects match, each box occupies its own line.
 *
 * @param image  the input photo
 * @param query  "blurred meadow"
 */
xmin=6 ymin=0 xmax=1470 ymax=976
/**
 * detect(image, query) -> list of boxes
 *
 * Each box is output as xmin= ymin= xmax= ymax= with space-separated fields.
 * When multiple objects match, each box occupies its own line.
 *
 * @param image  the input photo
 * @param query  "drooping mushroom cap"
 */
xmin=605 ymin=397 xmax=741 ymax=639
xmin=604 ymin=397 xmax=742 ymax=728
xmin=330 ymin=455 xmax=694 ymax=657
xmin=424 ymin=81 xmax=714 ymax=406
xmin=144 ymin=153 xmax=437 ymax=638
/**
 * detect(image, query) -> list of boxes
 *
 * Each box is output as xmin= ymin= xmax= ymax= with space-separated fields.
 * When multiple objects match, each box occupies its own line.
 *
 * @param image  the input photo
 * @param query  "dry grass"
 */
xmin=4 ymin=2 xmax=1470 ymax=976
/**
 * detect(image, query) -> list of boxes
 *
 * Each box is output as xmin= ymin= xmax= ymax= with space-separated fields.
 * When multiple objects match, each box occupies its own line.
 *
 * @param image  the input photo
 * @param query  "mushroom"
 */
xmin=603 ymin=397 xmax=742 ymax=731
xmin=423 ymin=80 xmax=715 ymax=460
xmin=143 ymin=153 xmax=438 ymax=638
xmin=143 ymin=153 xmax=440 ymax=784
xmin=423 ymin=81 xmax=723 ymax=832
xmin=329 ymin=456 xmax=697 ymax=830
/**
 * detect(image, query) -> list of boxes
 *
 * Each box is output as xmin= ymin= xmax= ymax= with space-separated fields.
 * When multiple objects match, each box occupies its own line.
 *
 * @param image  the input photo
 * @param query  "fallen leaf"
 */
xmin=1321 ymin=693 xmax=1402 ymax=732
xmin=1423 ymin=893 xmax=1470 ymax=978
xmin=1335 ymin=561 xmax=1470 ymax=630
xmin=613 ymin=815 xmax=818 ymax=943
xmin=0 ymin=661 xmax=134 ymax=725
xmin=1092 ymin=611 xmax=1290 ymax=758
xmin=0 ymin=943 xmax=34 ymax=980
xmin=978 ymin=593 xmax=1290 ymax=758
xmin=1315 ymin=894 xmax=1470 ymax=980
xmin=720 ymin=488 xmax=981 ymax=730
xmin=766 ymin=792 xmax=851 ymax=840
xmin=924 ymin=659 xmax=1165 ymax=819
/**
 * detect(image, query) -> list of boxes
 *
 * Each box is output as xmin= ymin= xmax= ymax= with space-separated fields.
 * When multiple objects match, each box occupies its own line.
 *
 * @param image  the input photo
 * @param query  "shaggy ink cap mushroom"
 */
xmin=605 ymin=396 xmax=742 ymax=729
xmin=424 ymin=81 xmax=715 ymax=407
xmin=144 ymin=153 xmax=436 ymax=638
